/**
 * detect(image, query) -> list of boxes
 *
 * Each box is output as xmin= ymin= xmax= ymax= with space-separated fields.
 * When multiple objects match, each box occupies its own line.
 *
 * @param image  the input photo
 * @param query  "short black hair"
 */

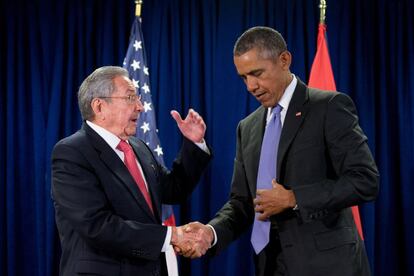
xmin=233 ymin=26 xmax=287 ymax=59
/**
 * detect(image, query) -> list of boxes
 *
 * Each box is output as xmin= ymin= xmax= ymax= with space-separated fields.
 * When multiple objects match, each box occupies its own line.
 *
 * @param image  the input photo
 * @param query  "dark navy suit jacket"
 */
xmin=209 ymin=79 xmax=379 ymax=276
xmin=52 ymin=123 xmax=211 ymax=276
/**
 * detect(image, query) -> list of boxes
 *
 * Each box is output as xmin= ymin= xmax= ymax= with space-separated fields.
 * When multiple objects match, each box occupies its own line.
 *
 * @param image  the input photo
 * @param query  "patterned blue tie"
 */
xmin=251 ymin=104 xmax=283 ymax=254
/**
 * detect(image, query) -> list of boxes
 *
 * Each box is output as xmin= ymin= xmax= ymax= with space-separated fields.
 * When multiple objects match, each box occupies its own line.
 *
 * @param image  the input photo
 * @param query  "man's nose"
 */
xmin=246 ymin=76 xmax=258 ymax=92
xmin=136 ymin=99 xmax=144 ymax=112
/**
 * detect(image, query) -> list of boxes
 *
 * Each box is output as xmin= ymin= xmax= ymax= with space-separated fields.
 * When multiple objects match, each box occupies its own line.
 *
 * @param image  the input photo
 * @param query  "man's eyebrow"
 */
xmin=239 ymin=68 xmax=263 ymax=77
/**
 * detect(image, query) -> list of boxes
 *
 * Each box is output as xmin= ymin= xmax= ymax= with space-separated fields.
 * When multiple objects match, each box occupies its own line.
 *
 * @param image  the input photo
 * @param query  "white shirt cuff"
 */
xmin=195 ymin=139 xmax=210 ymax=155
xmin=206 ymin=224 xmax=217 ymax=247
xmin=161 ymin=226 xmax=172 ymax=252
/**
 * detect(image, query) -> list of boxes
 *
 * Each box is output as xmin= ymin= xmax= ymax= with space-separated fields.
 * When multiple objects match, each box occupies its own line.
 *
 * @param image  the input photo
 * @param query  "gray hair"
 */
xmin=233 ymin=26 xmax=287 ymax=60
xmin=78 ymin=66 xmax=129 ymax=120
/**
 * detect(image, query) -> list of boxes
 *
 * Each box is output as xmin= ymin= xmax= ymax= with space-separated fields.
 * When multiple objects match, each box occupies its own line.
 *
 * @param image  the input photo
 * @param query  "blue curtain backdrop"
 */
xmin=1 ymin=0 xmax=413 ymax=275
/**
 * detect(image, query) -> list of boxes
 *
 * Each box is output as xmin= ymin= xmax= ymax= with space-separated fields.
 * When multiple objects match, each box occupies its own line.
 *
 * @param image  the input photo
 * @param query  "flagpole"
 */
xmin=319 ymin=0 xmax=326 ymax=24
xmin=135 ymin=0 xmax=143 ymax=17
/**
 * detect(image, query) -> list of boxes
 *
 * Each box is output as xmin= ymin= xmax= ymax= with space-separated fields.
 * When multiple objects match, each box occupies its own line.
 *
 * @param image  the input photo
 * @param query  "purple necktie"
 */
xmin=251 ymin=105 xmax=282 ymax=254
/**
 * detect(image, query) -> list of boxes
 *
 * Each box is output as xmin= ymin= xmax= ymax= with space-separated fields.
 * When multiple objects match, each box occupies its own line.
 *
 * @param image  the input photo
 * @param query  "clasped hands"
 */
xmin=170 ymin=222 xmax=214 ymax=258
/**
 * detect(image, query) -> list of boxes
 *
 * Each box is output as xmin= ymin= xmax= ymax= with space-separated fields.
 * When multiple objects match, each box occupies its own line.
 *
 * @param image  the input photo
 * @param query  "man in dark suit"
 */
xmin=182 ymin=27 xmax=379 ymax=275
xmin=51 ymin=66 xmax=211 ymax=276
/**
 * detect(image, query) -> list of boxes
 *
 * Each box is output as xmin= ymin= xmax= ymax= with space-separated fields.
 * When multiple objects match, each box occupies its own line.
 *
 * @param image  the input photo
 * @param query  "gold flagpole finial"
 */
xmin=135 ymin=0 xmax=143 ymax=17
xmin=319 ymin=0 xmax=327 ymax=24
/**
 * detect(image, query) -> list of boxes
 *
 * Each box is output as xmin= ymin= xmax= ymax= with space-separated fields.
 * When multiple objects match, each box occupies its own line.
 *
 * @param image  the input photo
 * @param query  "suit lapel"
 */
xmin=277 ymin=79 xmax=309 ymax=182
xmin=83 ymin=124 xmax=157 ymax=222
xmin=246 ymin=107 xmax=267 ymax=197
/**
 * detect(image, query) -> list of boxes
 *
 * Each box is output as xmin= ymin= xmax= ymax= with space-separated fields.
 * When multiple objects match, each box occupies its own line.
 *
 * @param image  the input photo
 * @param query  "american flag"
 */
xmin=123 ymin=18 xmax=176 ymax=226
xmin=123 ymin=16 xmax=179 ymax=276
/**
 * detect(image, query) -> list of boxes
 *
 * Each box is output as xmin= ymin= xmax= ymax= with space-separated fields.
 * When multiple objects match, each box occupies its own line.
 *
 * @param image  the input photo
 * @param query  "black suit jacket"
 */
xmin=51 ymin=123 xmax=211 ymax=276
xmin=209 ymin=79 xmax=379 ymax=276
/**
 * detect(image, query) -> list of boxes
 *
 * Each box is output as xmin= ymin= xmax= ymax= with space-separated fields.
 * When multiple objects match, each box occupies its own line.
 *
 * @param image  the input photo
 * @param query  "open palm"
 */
xmin=171 ymin=109 xmax=206 ymax=143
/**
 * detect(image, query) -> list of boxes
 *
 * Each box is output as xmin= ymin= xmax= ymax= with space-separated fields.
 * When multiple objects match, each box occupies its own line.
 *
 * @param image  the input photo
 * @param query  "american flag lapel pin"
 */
xmin=295 ymin=111 xmax=302 ymax=117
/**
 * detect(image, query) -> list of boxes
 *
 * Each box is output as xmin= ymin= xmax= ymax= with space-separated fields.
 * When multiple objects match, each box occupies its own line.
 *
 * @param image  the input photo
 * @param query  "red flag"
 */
xmin=309 ymin=23 xmax=364 ymax=240
xmin=309 ymin=24 xmax=336 ymax=90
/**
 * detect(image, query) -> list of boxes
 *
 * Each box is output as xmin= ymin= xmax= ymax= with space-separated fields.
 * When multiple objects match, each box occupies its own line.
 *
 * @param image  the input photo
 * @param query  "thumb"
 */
xmin=171 ymin=110 xmax=183 ymax=124
xmin=184 ymin=224 xmax=192 ymax=232
xmin=272 ymin=179 xmax=278 ymax=188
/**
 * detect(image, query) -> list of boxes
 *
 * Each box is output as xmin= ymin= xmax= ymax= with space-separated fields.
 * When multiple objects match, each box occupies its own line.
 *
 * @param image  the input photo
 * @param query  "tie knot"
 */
xmin=117 ymin=140 xmax=131 ymax=153
xmin=272 ymin=104 xmax=282 ymax=116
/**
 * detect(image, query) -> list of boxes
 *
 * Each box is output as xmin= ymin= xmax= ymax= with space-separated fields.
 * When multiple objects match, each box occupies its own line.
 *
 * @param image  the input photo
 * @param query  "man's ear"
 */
xmin=91 ymin=98 xmax=105 ymax=121
xmin=279 ymin=51 xmax=292 ymax=69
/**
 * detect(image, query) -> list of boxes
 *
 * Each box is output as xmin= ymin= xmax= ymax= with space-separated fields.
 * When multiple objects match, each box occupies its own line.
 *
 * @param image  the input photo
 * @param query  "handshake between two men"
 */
xmin=170 ymin=222 xmax=214 ymax=258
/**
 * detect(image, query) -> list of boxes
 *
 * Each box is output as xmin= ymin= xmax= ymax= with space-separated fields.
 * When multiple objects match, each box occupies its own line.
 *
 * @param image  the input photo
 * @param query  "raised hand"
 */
xmin=254 ymin=179 xmax=296 ymax=221
xmin=171 ymin=109 xmax=206 ymax=143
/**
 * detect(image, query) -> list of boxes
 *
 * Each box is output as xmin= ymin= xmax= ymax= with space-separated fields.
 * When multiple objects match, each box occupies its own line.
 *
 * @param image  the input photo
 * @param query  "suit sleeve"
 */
xmin=208 ymin=122 xmax=255 ymax=254
xmin=52 ymin=142 xmax=167 ymax=261
xmin=158 ymin=137 xmax=212 ymax=204
xmin=293 ymin=93 xmax=379 ymax=222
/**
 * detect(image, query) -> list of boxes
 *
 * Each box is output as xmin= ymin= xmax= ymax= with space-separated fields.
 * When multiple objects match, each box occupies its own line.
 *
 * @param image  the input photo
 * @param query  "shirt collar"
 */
xmin=278 ymin=74 xmax=297 ymax=111
xmin=86 ymin=120 xmax=123 ymax=150
xmin=266 ymin=74 xmax=297 ymax=115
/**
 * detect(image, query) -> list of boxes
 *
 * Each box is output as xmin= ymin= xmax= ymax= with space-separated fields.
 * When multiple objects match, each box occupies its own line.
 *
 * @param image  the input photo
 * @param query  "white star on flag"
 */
xmin=141 ymin=83 xmax=150 ymax=94
xmin=140 ymin=122 xmax=150 ymax=133
xmin=131 ymin=60 xmax=141 ymax=71
xmin=133 ymin=40 xmax=142 ymax=51
xmin=143 ymin=66 xmax=149 ymax=75
xmin=132 ymin=79 xmax=139 ymax=89
xmin=143 ymin=101 xmax=152 ymax=112
xmin=154 ymin=145 xmax=163 ymax=156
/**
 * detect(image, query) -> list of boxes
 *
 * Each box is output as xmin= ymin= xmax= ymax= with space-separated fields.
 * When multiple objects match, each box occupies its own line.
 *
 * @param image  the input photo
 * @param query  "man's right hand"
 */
xmin=171 ymin=222 xmax=214 ymax=258
xmin=170 ymin=109 xmax=206 ymax=144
